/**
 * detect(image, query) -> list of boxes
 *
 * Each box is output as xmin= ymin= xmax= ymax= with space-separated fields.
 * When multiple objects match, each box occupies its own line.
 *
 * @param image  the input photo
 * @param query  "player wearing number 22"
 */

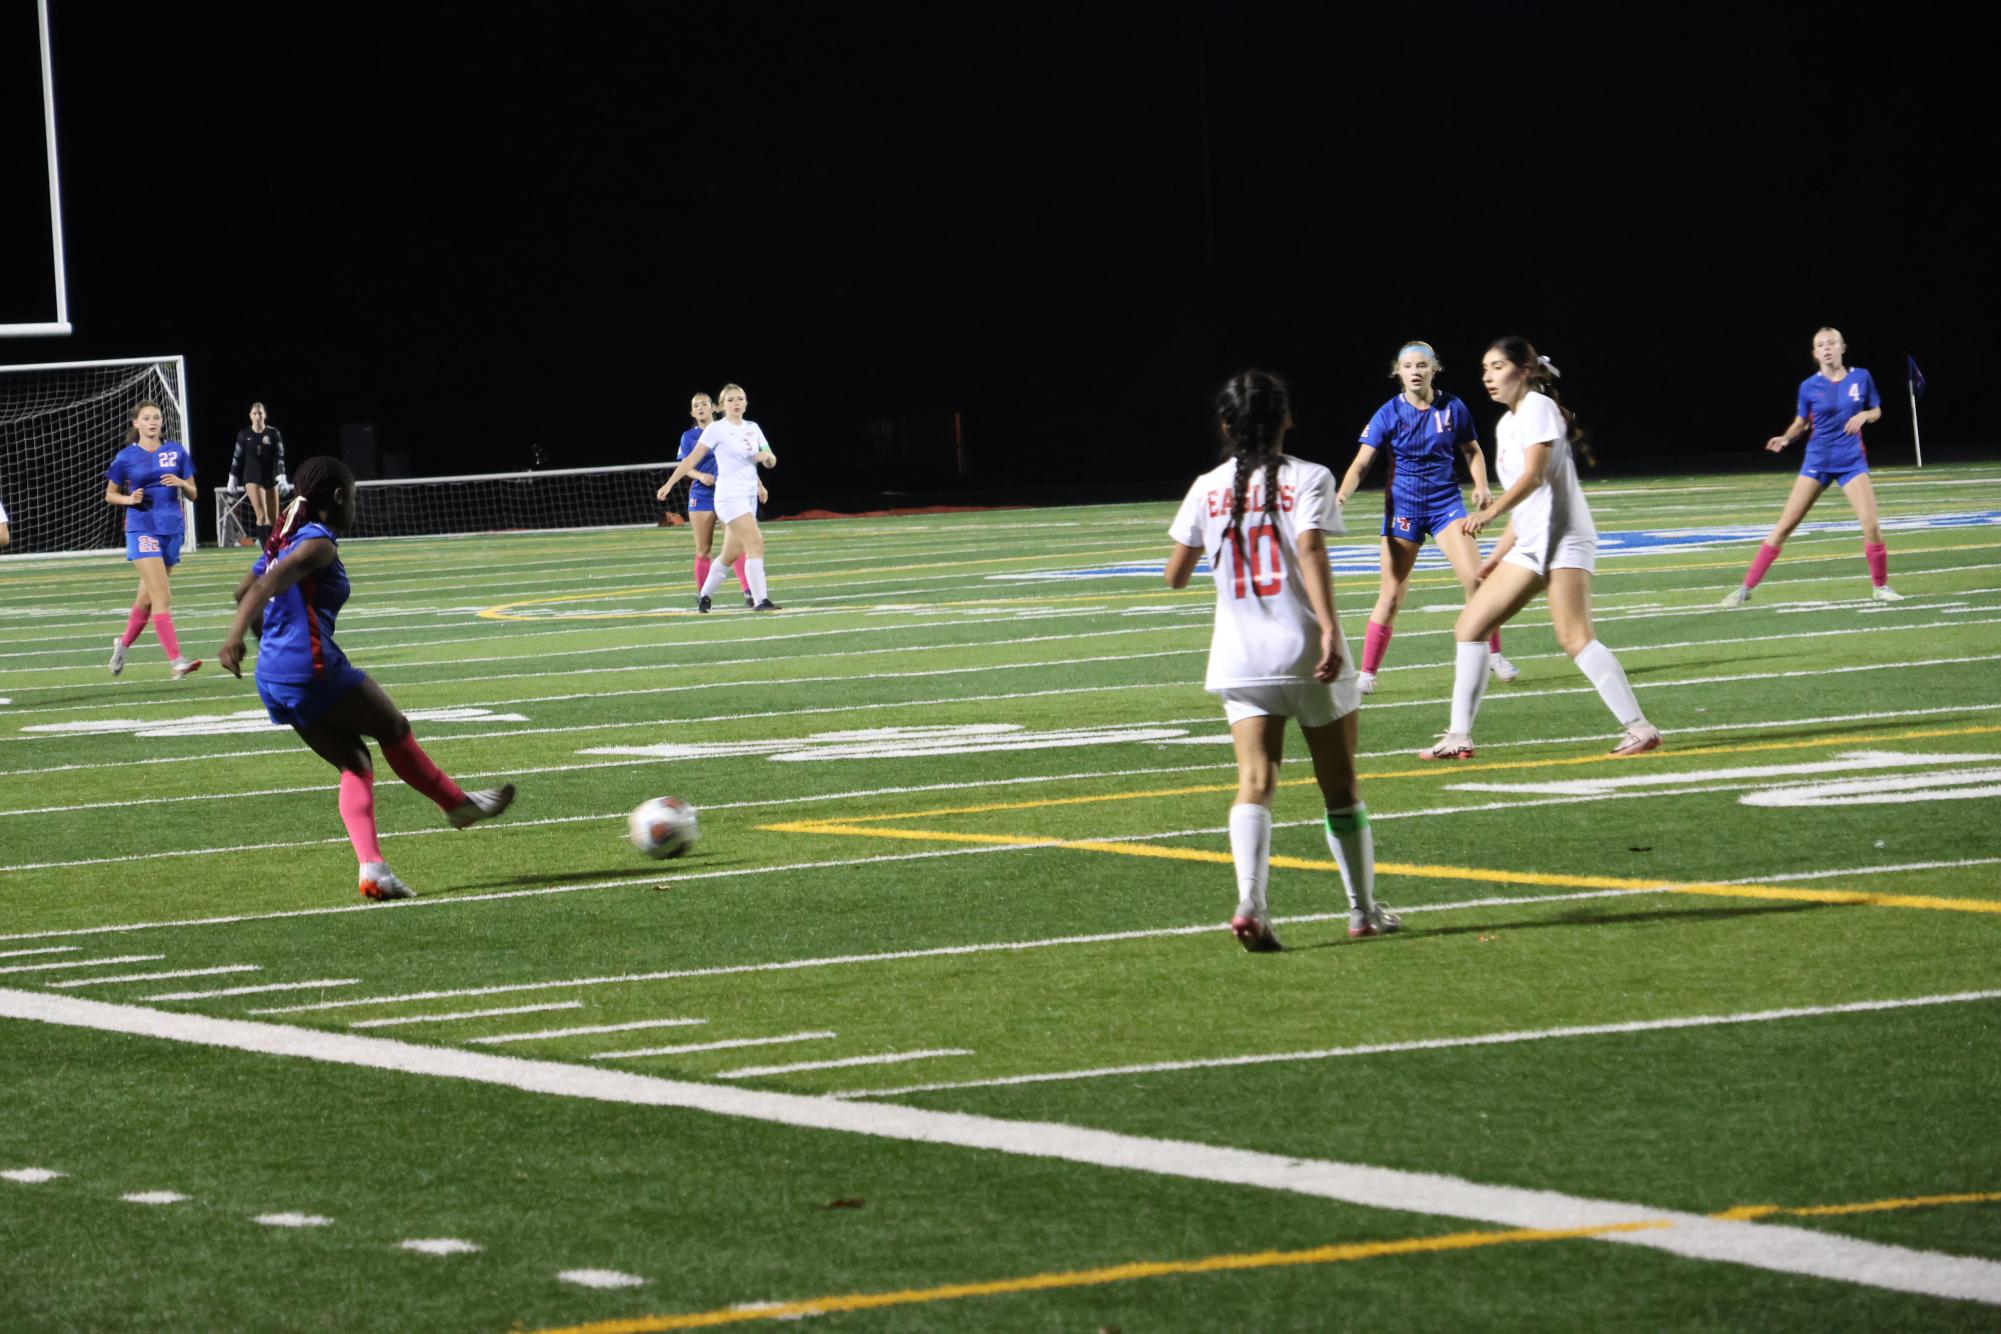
xmin=103 ymin=401 xmax=201 ymax=680
xmin=1166 ymin=370 xmax=1396 ymax=954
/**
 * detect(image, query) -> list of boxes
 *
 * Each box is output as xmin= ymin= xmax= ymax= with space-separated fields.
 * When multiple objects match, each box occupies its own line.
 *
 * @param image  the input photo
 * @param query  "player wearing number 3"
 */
xmin=1418 ymin=338 xmax=1660 ymax=761
xmin=1166 ymin=370 xmax=1394 ymax=953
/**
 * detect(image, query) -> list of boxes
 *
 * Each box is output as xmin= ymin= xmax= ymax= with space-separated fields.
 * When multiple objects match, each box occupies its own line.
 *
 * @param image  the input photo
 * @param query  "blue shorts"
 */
xmin=688 ymin=485 xmax=715 ymax=513
xmin=257 ymin=663 xmax=366 ymax=729
xmin=1382 ymin=494 xmax=1468 ymax=544
xmin=1801 ymin=461 xmax=1868 ymax=488
xmin=126 ymin=532 xmax=184 ymax=566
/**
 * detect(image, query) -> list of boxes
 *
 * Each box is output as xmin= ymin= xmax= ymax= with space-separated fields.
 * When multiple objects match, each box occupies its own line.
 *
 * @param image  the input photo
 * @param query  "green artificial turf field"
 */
xmin=3 ymin=464 xmax=1999 ymax=1331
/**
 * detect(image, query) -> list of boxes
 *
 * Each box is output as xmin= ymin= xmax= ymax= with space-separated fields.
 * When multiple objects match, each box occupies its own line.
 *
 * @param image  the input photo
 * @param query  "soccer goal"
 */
xmin=245 ymin=462 xmax=690 ymax=541
xmin=0 ymin=355 xmax=196 ymax=556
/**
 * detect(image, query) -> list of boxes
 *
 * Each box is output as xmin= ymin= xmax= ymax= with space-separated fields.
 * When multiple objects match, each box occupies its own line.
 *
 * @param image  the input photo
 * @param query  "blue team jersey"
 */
xmin=1797 ymin=369 xmax=1878 ymax=464
xmin=105 ymin=442 xmax=194 ymax=536
xmin=252 ymin=521 xmax=352 ymax=684
xmin=678 ymin=428 xmax=713 ymax=495
xmin=1360 ymin=392 xmax=1477 ymax=508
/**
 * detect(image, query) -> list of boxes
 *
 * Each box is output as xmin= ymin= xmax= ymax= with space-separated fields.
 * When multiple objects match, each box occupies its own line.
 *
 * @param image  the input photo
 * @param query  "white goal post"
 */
xmin=0 ymin=355 xmax=196 ymax=556
xmin=3 ymin=0 xmax=73 ymax=339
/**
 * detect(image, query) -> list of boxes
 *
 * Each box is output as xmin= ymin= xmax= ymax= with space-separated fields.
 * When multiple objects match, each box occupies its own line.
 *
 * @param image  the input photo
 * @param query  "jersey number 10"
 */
xmin=1229 ymin=521 xmax=1284 ymax=599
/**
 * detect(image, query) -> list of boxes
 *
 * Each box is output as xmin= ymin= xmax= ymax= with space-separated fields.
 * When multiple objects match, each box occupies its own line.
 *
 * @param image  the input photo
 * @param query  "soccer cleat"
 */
xmin=109 ymin=638 xmax=127 ymax=678
xmin=1610 ymin=723 xmax=1663 ymax=757
xmin=447 ymin=783 xmax=516 ymax=829
xmin=1872 ymin=584 xmax=1906 ymax=602
xmin=1719 ymin=586 xmax=1750 ymax=608
xmin=745 ymin=592 xmax=757 ymax=608
xmin=1348 ymin=903 xmax=1402 ymax=939
xmin=170 ymin=656 xmax=201 ymax=680
xmin=358 ymin=862 xmax=414 ymax=901
xmin=1418 ymin=732 xmax=1475 ymax=761
xmin=697 ymin=595 xmax=713 ymax=614
xmin=753 ymin=598 xmax=782 ymax=611
xmin=1356 ymin=670 xmax=1376 ymax=696
xmin=1230 ymin=913 xmax=1284 ymax=953
xmin=1488 ymin=652 xmax=1520 ymax=683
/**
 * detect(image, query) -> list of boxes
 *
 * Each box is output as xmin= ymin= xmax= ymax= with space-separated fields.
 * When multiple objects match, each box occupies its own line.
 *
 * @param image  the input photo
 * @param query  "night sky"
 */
xmin=3 ymin=3 xmax=1994 ymax=509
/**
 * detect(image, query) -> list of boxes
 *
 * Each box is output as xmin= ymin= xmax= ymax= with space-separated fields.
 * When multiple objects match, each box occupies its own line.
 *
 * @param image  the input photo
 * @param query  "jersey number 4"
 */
xmin=1229 ymin=520 xmax=1284 ymax=599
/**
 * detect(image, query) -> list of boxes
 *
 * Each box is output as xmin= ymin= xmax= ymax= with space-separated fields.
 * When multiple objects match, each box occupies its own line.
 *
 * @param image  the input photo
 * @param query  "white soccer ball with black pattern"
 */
xmin=628 ymin=796 xmax=699 ymax=859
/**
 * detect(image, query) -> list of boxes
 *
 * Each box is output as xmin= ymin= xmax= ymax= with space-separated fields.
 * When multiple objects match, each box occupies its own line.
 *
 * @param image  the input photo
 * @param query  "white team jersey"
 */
xmin=696 ymin=418 xmax=772 ymax=504
xmin=0 ymin=497 xmax=8 ymax=524
xmin=1495 ymin=392 xmax=1594 ymax=551
xmin=1168 ymin=455 xmax=1345 ymax=690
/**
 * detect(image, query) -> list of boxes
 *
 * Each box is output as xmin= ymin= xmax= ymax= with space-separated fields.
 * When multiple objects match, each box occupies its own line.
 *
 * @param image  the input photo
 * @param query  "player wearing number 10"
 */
xmin=1166 ymin=370 xmax=1395 ymax=953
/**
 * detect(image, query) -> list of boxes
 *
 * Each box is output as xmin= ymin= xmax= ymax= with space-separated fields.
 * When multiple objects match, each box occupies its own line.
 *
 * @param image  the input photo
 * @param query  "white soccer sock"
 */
xmin=745 ymin=558 xmax=768 ymax=603
xmin=1574 ymin=638 xmax=1644 ymax=726
xmin=1322 ymin=805 xmax=1374 ymax=911
xmin=698 ymin=559 xmax=730 ymax=599
xmin=1227 ymin=803 xmax=1272 ymax=916
xmin=1447 ymin=640 xmax=1490 ymax=735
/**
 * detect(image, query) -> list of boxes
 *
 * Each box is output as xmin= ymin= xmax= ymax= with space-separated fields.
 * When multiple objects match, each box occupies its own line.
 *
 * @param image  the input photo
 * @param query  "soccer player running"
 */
xmin=226 ymin=402 xmax=288 ymax=548
xmin=675 ymin=390 xmax=760 ymax=607
xmin=1336 ymin=339 xmax=1517 ymax=694
xmin=1419 ymin=338 xmax=1661 ymax=760
xmin=218 ymin=457 xmax=515 ymax=900
xmin=103 ymin=401 xmax=201 ymax=680
xmin=656 ymin=382 xmax=780 ymax=612
xmin=1721 ymin=327 xmax=1902 ymax=606
xmin=1165 ymin=370 xmax=1395 ymax=953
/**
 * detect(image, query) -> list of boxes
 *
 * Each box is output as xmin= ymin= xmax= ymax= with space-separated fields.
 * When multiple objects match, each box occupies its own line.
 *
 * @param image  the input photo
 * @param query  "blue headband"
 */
xmin=1398 ymin=344 xmax=1436 ymax=362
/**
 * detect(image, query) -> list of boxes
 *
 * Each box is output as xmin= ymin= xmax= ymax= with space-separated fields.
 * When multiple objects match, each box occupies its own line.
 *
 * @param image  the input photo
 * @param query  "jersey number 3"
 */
xmin=1229 ymin=520 xmax=1284 ymax=599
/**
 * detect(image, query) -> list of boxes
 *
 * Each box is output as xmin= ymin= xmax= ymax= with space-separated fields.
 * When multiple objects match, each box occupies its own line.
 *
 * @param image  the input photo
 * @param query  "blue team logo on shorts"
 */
xmin=137 ymin=535 xmax=160 ymax=553
xmin=1393 ymin=516 xmax=1412 ymax=533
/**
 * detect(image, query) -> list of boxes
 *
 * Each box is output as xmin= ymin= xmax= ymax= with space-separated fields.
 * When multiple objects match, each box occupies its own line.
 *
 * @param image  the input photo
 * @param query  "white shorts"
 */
xmin=1503 ymin=530 xmax=1597 ymax=578
xmin=714 ymin=492 xmax=759 ymax=524
xmin=1218 ymin=676 xmax=1361 ymax=728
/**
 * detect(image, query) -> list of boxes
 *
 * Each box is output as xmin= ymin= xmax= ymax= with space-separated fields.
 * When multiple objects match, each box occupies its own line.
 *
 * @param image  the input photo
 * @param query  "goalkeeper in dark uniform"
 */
xmin=227 ymin=401 xmax=289 ymax=546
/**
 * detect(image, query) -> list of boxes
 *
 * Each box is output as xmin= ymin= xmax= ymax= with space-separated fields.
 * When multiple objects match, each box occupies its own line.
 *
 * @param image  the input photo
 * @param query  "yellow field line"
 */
xmin=527 ymin=1188 xmax=2001 ymax=1333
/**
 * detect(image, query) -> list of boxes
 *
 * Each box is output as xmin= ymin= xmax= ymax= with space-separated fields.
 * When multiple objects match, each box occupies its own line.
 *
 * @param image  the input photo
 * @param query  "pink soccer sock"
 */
xmin=1362 ymin=621 xmax=1393 ymax=674
xmin=151 ymin=612 xmax=181 ymax=660
xmin=1865 ymin=541 xmax=1889 ymax=587
xmin=380 ymin=732 xmax=467 ymax=812
xmin=119 ymin=601 xmax=150 ymax=647
xmin=1743 ymin=542 xmax=1781 ymax=591
xmin=1488 ymin=630 xmax=1503 ymax=654
xmin=733 ymin=554 xmax=751 ymax=593
xmin=694 ymin=555 xmax=712 ymax=589
xmin=338 ymin=770 xmax=385 ymax=864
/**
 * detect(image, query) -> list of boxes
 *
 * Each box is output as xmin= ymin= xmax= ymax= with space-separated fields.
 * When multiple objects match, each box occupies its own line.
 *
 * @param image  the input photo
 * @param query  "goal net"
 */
xmin=0 ymin=356 xmax=194 ymax=555
xmin=216 ymin=462 xmax=690 ymax=543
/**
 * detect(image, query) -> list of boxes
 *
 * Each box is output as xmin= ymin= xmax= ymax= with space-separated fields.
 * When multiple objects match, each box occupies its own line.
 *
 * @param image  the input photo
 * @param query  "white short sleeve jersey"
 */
xmin=0 ymin=496 xmax=8 ymax=525
xmin=1495 ymin=392 xmax=1594 ymax=552
xmin=1168 ymin=455 xmax=1344 ymax=690
xmin=695 ymin=419 xmax=772 ymax=504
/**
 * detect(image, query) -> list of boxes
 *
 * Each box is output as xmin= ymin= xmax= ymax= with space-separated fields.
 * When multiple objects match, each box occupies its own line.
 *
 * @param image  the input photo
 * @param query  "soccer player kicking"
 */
xmin=1165 ymin=369 xmax=1395 ymax=953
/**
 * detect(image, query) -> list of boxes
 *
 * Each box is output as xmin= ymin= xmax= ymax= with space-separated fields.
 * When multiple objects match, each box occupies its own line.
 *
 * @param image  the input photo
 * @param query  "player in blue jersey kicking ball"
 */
xmin=218 ymin=457 xmax=514 ymax=900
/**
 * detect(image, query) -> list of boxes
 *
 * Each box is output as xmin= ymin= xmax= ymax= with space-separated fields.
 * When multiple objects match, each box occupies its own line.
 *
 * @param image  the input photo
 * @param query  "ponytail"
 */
xmin=1488 ymin=337 xmax=1593 ymax=466
xmin=1213 ymin=370 xmax=1292 ymax=597
xmin=264 ymin=455 xmax=354 ymax=558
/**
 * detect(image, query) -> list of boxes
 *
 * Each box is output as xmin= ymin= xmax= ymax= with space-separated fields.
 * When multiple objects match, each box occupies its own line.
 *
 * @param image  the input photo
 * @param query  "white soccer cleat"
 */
xmin=1348 ymin=903 xmax=1402 ymax=939
xmin=358 ymin=862 xmax=414 ymax=901
xmin=1488 ymin=652 xmax=1519 ymax=683
xmin=1356 ymin=671 xmax=1377 ymax=696
xmin=109 ymin=638 xmax=127 ymax=677
xmin=1418 ymin=732 xmax=1475 ymax=761
xmin=1230 ymin=911 xmax=1284 ymax=953
xmin=1610 ymin=723 xmax=1663 ymax=757
xmin=169 ymin=656 xmax=201 ymax=680
xmin=1719 ymin=586 xmax=1750 ymax=609
xmin=1872 ymin=584 xmax=1906 ymax=602
xmin=447 ymin=783 xmax=516 ymax=830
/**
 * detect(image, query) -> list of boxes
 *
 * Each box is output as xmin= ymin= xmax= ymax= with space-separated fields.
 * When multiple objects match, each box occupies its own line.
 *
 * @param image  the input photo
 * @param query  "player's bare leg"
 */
xmin=1359 ymin=535 xmax=1418 ymax=694
xmin=1724 ymin=475 xmax=1825 ymax=606
xmin=1422 ymin=562 xmax=1539 ymax=759
xmin=1438 ymin=520 xmax=1515 ymax=681
xmin=691 ymin=509 xmax=717 ymax=592
xmin=1548 ymin=567 xmax=1659 ymax=754
xmin=1301 ymin=711 xmax=1394 ymax=936
xmin=1842 ymin=473 xmax=1901 ymax=599
xmin=1225 ymin=714 xmax=1284 ymax=951
xmin=726 ymin=513 xmax=778 ymax=610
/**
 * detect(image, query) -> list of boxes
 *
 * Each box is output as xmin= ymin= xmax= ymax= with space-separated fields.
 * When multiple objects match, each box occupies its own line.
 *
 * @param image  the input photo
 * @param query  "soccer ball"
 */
xmin=628 ymin=796 xmax=699 ymax=859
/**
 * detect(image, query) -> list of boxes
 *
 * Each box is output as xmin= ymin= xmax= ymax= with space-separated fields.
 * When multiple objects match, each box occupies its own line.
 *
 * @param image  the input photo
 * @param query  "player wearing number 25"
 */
xmin=1164 ymin=370 xmax=1394 ymax=955
xmin=102 ymin=401 xmax=201 ymax=680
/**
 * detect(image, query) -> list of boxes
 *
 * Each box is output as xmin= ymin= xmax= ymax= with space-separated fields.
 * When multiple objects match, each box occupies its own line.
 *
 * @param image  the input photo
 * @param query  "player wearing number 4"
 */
xmin=103 ymin=401 xmax=201 ymax=681
xmin=219 ymin=457 xmax=515 ymax=901
xmin=1721 ymin=327 xmax=1902 ymax=607
xmin=1337 ymin=340 xmax=1517 ymax=694
xmin=657 ymin=383 xmax=780 ymax=611
xmin=1419 ymin=338 xmax=1661 ymax=761
xmin=1166 ymin=370 xmax=1395 ymax=953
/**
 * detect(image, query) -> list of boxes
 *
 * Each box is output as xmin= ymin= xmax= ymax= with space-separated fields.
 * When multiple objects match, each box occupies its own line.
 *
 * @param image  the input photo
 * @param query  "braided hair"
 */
xmin=1487 ymin=336 xmax=1594 ymax=466
xmin=264 ymin=455 xmax=354 ymax=557
xmin=1214 ymin=370 xmax=1291 ymax=596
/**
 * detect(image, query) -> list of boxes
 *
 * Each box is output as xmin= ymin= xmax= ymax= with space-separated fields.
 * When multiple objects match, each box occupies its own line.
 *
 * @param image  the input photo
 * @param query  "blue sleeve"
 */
xmin=1797 ymin=379 xmax=1813 ymax=422
xmin=1360 ymin=403 xmax=1393 ymax=447
xmin=1861 ymin=371 xmax=1880 ymax=410
xmin=251 ymin=551 xmax=270 ymax=577
xmin=105 ymin=452 xmax=126 ymax=488
xmin=179 ymin=448 xmax=195 ymax=480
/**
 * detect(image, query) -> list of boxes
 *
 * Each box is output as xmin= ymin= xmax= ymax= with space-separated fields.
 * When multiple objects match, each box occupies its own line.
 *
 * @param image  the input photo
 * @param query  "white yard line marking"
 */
xmin=718 ymin=1049 xmax=974 ymax=1079
xmin=144 ymin=979 xmax=358 ymax=1002
xmin=3 ymin=990 xmax=1997 ymax=1306
xmin=401 ymin=1238 xmax=481 ymax=1256
xmin=0 ymin=954 xmax=163 ymax=975
xmin=48 ymin=965 xmax=261 ymax=989
xmin=559 ymin=1269 xmax=648 ymax=1290
xmin=465 ymin=1017 xmax=707 ymax=1046
xmin=350 ymin=1002 xmax=584 ymax=1029
xmin=254 ymin=1212 xmax=333 ymax=1228
xmin=0 ymin=946 xmax=79 ymax=959
xmin=2 ymin=1167 xmax=66 ymax=1183
xmin=594 ymin=1031 xmax=839 ymax=1061
xmin=836 ymin=991 xmax=2001 ymax=1100
xmin=122 ymin=1191 xmax=190 ymax=1205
